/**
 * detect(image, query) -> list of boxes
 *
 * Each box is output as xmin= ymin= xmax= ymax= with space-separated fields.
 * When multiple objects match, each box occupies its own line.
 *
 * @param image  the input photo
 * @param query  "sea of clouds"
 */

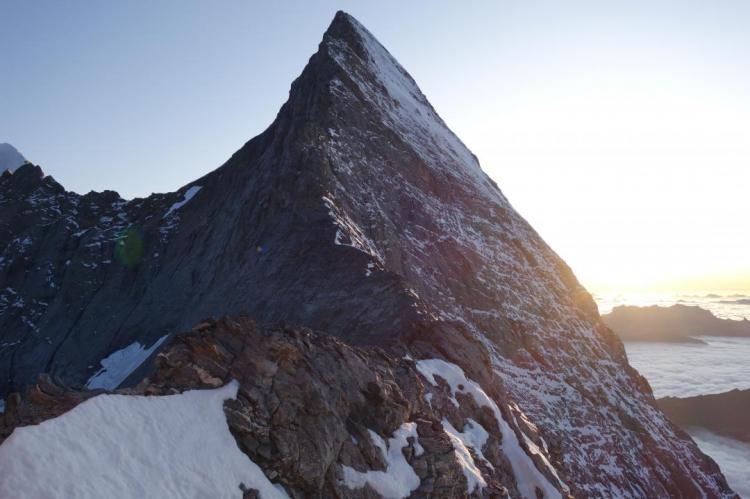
xmin=624 ymin=336 xmax=750 ymax=398
xmin=689 ymin=428 xmax=750 ymax=497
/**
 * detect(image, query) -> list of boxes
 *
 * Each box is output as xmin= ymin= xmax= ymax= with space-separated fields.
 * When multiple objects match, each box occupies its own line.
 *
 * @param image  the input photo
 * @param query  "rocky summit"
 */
xmin=0 ymin=11 xmax=737 ymax=498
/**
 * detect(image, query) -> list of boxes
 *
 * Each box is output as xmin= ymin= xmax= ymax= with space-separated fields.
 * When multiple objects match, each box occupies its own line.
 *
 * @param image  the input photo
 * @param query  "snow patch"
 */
xmin=86 ymin=335 xmax=168 ymax=390
xmin=342 ymin=422 xmax=421 ymax=498
xmin=416 ymin=358 xmax=562 ymax=499
xmin=0 ymin=381 xmax=288 ymax=499
xmin=442 ymin=419 xmax=487 ymax=493
xmin=163 ymin=185 xmax=202 ymax=218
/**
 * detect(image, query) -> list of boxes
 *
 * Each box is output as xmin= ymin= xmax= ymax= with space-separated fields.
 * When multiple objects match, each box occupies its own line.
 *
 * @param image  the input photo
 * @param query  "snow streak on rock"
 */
xmin=342 ymin=422 xmax=422 ymax=498
xmin=416 ymin=358 xmax=562 ymax=499
xmin=442 ymin=418 xmax=488 ymax=493
xmin=163 ymin=185 xmax=202 ymax=218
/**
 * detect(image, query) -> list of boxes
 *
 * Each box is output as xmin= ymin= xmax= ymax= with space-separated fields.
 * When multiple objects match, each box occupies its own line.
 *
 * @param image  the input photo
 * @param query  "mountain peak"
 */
xmin=0 ymin=14 xmax=736 ymax=497
xmin=312 ymin=12 xmax=503 ymax=203
xmin=327 ymin=10 xmax=363 ymax=37
xmin=0 ymin=143 xmax=27 ymax=173
xmin=323 ymin=11 xmax=376 ymax=54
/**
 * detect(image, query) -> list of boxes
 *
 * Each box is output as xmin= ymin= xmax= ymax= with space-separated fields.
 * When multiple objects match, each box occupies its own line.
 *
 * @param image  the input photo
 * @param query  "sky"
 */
xmin=2 ymin=1 xmax=749 ymax=295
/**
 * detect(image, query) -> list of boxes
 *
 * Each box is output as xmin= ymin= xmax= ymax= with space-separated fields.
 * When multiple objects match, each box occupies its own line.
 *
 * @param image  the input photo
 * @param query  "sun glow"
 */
xmin=443 ymin=43 xmax=750 ymax=296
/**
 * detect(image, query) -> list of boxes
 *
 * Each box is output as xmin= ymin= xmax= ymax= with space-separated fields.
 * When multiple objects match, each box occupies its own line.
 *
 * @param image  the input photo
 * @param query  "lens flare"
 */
xmin=114 ymin=227 xmax=144 ymax=269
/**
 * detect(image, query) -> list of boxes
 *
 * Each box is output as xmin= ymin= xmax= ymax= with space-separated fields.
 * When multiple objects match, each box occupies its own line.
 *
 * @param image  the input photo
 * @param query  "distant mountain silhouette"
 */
xmin=603 ymin=304 xmax=750 ymax=342
xmin=0 ymin=143 xmax=26 ymax=173
xmin=659 ymin=389 xmax=750 ymax=444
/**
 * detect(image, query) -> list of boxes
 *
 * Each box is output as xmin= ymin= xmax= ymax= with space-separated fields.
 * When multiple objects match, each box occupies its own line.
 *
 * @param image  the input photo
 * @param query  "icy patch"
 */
xmin=342 ymin=422 xmax=421 ymax=498
xmin=442 ymin=419 xmax=487 ymax=493
xmin=416 ymin=358 xmax=562 ymax=499
xmin=164 ymin=185 xmax=202 ymax=218
xmin=0 ymin=381 xmax=288 ymax=499
xmin=86 ymin=336 xmax=168 ymax=390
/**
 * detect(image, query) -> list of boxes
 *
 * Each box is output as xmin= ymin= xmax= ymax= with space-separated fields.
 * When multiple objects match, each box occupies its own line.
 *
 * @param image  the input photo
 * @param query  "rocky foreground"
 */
xmin=2 ymin=318 xmax=569 ymax=497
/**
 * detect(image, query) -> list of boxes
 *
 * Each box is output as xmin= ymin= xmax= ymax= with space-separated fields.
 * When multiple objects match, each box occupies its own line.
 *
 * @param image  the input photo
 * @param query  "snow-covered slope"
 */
xmin=0 ymin=381 xmax=288 ymax=499
xmin=0 ymin=143 xmax=26 ymax=173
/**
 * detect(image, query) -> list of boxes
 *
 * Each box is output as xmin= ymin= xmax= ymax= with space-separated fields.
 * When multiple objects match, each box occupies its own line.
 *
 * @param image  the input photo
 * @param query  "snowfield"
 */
xmin=0 ymin=381 xmax=288 ymax=499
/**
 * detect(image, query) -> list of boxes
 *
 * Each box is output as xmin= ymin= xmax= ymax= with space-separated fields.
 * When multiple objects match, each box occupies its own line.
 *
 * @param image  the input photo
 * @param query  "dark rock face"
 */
xmin=659 ymin=389 xmax=750 ymax=444
xmin=0 ymin=11 xmax=737 ymax=497
xmin=603 ymin=304 xmax=750 ymax=342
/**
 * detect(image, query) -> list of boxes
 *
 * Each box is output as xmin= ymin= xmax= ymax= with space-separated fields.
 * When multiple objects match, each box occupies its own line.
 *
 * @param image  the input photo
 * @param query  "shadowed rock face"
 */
xmin=0 ymin=11 xmax=737 ymax=497
xmin=659 ymin=389 xmax=750 ymax=444
xmin=603 ymin=304 xmax=750 ymax=343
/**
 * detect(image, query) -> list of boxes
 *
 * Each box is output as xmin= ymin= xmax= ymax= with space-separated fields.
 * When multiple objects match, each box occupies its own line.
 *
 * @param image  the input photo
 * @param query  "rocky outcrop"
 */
xmin=659 ymin=389 xmax=750 ymax=444
xmin=2 ymin=314 xmax=737 ymax=497
xmin=0 ymin=11 xmax=737 ymax=497
xmin=603 ymin=304 xmax=750 ymax=342
xmin=0 ymin=373 xmax=99 ymax=442
xmin=2 ymin=317 xmax=572 ymax=498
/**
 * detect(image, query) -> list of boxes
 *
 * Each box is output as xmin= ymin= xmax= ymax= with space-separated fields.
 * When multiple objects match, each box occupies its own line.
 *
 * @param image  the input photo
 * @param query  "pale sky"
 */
xmin=2 ymin=1 xmax=749 ymax=294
